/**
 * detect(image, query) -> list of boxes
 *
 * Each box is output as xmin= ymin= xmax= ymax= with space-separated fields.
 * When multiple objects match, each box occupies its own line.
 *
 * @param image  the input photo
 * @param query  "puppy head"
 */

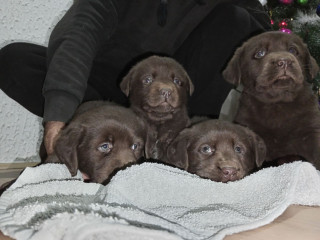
xmin=223 ymin=31 xmax=319 ymax=103
xmin=167 ymin=120 xmax=266 ymax=183
xmin=52 ymin=104 xmax=145 ymax=184
xmin=120 ymin=55 xmax=194 ymax=122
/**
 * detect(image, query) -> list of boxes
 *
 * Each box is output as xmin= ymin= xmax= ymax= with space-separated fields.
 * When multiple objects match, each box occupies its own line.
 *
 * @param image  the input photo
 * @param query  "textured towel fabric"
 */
xmin=0 ymin=161 xmax=320 ymax=240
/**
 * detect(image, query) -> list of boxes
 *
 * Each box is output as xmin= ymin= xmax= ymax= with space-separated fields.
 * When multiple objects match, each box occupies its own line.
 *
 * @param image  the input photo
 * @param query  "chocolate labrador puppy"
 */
xmin=223 ymin=31 xmax=320 ymax=169
xmin=166 ymin=119 xmax=266 ymax=182
xmin=120 ymin=55 xmax=194 ymax=160
xmin=45 ymin=101 xmax=146 ymax=184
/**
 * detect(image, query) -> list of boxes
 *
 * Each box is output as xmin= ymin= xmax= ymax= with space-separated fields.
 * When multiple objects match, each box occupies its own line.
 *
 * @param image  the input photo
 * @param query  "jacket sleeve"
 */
xmin=43 ymin=0 xmax=118 ymax=123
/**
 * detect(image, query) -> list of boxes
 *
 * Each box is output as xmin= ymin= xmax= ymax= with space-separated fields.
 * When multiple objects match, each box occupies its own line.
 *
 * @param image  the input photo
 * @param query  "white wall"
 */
xmin=0 ymin=0 xmax=72 ymax=163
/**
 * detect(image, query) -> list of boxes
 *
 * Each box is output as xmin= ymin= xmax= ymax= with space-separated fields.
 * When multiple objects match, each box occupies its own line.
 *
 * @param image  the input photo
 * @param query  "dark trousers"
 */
xmin=0 ymin=3 xmax=269 ymax=118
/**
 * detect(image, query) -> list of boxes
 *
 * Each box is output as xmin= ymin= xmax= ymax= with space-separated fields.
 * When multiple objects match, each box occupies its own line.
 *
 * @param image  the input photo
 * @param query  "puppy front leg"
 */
xmin=300 ymin=133 xmax=320 ymax=170
xmin=145 ymin=126 xmax=158 ymax=159
xmin=156 ymin=131 xmax=175 ymax=159
xmin=310 ymin=138 xmax=320 ymax=170
xmin=145 ymin=132 xmax=168 ymax=160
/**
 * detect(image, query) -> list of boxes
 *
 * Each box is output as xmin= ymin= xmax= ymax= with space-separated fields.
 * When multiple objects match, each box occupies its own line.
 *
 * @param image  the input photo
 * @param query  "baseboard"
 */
xmin=0 ymin=162 xmax=39 ymax=170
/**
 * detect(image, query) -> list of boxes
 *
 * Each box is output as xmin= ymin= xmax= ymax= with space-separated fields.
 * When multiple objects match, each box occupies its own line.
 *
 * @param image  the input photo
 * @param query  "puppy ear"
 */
xmin=186 ymin=74 xmax=194 ymax=96
xmin=54 ymin=125 xmax=85 ymax=176
xmin=308 ymin=55 xmax=320 ymax=80
xmin=251 ymin=133 xmax=266 ymax=167
xmin=120 ymin=68 xmax=134 ymax=97
xmin=242 ymin=126 xmax=267 ymax=167
xmin=253 ymin=134 xmax=267 ymax=167
xmin=222 ymin=46 xmax=243 ymax=86
xmin=166 ymin=131 xmax=190 ymax=170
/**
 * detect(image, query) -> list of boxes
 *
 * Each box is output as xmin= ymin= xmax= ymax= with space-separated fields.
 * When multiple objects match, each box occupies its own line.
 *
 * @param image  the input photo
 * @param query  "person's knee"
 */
xmin=0 ymin=42 xmax=27 ymax=60
xmin=0 ymin=42 xmax=27 ymax=70
xmin=0 ymin=43 xmax=28 ymax=89
xmin=0 ymin=43 xmax=15 ymax=89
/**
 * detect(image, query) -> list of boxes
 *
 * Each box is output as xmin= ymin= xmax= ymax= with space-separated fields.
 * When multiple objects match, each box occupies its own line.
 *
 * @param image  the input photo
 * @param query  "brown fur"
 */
xmin=223 ymin=31 xmax=320 ymax=169
xmin=45 ymin=101 xmax=146 ymax=184
xmin=120 ymin=55 xmax=194 ymax=160
xmin=166 ymin=119 xmax=266 ymax=182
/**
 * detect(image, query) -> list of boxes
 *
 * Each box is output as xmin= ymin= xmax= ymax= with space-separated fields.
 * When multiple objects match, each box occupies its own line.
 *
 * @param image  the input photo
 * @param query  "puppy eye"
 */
xmin=131 ymin=143 xmax=138 ymax=151
xmin=98 ymin=142 xmax=113 ymax=153
xmin=288 ymin=47 xmax=298 ymax=56
xmin=173 ymin=78 xmax=182 ymax=86
xmin=234 ymin=146 xmax=242 ymax=154
xmin=200 ymin=145 xmax=214 ymax=154
xmin=144 ymin=76 xmax=153 ymax=84
xmin=254 ymin=49 xmax=266 ymax=59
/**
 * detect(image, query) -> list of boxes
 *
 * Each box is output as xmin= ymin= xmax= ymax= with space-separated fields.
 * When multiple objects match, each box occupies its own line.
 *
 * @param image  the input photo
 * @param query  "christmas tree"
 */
xmin=264 ymin=0 xmax=320 ymax=100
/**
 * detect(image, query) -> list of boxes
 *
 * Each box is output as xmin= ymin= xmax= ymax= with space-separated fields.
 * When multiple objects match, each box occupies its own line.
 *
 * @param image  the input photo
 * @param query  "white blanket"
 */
xmin=1 ymin=161 xmax=320 ymax=240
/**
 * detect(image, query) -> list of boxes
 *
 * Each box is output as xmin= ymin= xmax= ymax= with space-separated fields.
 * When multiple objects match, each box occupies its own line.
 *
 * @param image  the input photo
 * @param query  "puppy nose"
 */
xmin=221 ymin=167 xmax=237 ymax=177
xmin=160 ymin=88 xmax=172 ymax=98
xmin=277 ymin=58 xmax=292 ymax=69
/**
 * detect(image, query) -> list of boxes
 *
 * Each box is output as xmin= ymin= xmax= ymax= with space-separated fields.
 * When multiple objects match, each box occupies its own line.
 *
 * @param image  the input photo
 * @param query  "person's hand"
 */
xmin=44 ymin=121 xmax=66 ymax=155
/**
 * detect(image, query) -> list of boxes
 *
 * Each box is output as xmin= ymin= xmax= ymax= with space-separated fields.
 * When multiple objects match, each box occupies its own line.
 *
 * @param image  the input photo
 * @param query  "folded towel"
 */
xmin=0 ymin=161 xmax=320 ymax=240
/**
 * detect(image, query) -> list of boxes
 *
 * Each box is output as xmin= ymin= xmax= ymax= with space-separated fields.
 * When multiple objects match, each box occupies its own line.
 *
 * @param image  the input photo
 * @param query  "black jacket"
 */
xmin=43 ymin=0 xmax=269 ymax=123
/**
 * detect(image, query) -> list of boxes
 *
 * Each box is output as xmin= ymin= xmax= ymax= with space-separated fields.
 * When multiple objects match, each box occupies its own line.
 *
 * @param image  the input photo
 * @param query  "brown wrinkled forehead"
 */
xmin=242 ymin=31 xmax=306 ymax=52
xmin=134 ymin=55 xmax=187 ymax=75
xmin=74 ymin=105 xmax=145 ymax=135
xmin=189 ymin=120 xmax=249 ymax=141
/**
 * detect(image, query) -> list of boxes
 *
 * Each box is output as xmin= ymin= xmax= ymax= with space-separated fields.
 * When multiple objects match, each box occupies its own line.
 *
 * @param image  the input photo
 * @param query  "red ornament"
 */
xmin=279 ymin=20 xmax=288 ymax=28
